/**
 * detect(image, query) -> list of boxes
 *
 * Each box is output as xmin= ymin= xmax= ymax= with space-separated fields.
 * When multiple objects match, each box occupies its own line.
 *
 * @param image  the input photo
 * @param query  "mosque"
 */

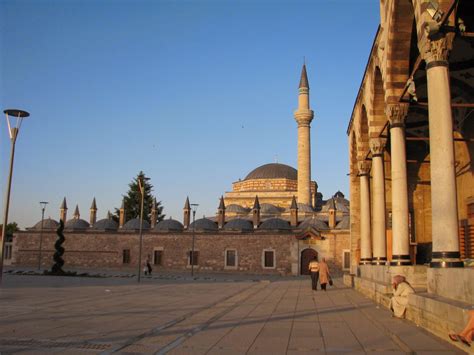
xmin=9 ymin=65 xmax=350 ymax=275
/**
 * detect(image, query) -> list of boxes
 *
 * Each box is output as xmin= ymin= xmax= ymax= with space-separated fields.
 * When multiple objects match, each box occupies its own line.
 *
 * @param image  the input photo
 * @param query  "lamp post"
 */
xmin=0 ymin=109 xmax=30 ymax=284
xmin=137 ymin=176 xmax=147 ymax=283
xmin=37 ymin=201 xmax=49 ymax=271
xmin=190 ymin=203 xmax=199 ymax=277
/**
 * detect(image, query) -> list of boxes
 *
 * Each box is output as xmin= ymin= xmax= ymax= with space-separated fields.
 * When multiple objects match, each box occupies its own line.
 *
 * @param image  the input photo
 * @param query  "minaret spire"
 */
xmin=294 ymin=63 xmax=314 ymax=206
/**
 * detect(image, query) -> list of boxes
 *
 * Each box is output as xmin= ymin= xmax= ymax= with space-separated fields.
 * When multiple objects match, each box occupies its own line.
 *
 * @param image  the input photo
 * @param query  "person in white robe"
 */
xmin=389 ymin=275 xmax=415 ymax=318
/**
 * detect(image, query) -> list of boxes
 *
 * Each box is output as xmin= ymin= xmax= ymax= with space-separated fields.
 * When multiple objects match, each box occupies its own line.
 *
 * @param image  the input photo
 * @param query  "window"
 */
xmin=468 ymin=202 xmax=474 ymax=219
xmin=225 ymin=249 xmax=237 ymax=269
xmin=188 ymin=251 xmax=199 ymax=266
xmin=154 ymin=250 xmax=163 ymax=266
xmin=263 ymin=249 xmax=275 ymax=268
xmin=122 ymin=249 xmax=130 ymax=264
xmin=342 ymin=250 xmax=350 ymax=270
xmin=5 ymin=244 xmax=12 ymax=260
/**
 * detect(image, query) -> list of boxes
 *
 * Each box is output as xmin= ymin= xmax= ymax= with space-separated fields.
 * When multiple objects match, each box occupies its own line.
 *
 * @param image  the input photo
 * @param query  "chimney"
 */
xmin=59 ymin=197 xmax=68 ymax=223
xmin=89 ymin=197 xmax=97 ymax=225
xmin=217 ymin=196 xmax=226 ymax=229
xmin=252 ymin=195 xmax=261 ymax=229
xmin=119 ymin=198 xmax=126 ymax=228
xmin=183 ymin=196 xmax=191 ymax=229
xmin=290 ymin=195 xmax=298 ymax=227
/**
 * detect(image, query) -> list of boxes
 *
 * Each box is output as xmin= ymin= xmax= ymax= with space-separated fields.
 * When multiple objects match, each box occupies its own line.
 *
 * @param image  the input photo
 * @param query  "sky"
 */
xmin=0 ymin=0 xmax=379 ymax=229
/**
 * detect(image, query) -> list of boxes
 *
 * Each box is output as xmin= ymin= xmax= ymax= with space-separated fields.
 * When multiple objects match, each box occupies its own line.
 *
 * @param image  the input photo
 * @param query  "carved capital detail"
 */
xmin=422 ymin=37 xmax=451 ymax=65
xmin=369 ymin=138 xmax=386 ymax=156
xmin=386 ymin=104 xmax=408 ymax=128
xmin=358 ymin=161 xmax=371 ymax=176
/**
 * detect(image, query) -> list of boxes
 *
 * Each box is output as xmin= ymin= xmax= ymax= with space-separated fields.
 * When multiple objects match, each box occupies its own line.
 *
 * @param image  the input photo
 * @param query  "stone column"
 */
xmin=358 ymin=161 xmax=372 ymax=265
xmin=370 ymin=138 xmax=387 ymax=265
xmin=387 ymin=104 xmax=411 ymax=265
xmin=422 ymin=37 xmax=463 ymax=267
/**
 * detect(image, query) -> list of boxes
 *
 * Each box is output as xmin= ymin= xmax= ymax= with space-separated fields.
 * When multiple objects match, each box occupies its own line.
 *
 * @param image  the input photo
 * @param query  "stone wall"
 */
xmin=13 ymin=230 xmax=350 ymax=275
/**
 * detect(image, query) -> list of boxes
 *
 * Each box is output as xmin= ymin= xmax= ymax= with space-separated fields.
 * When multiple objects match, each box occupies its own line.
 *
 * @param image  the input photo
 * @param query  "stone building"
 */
xmin=11 ymin=65 xmax=350 ymax=275
xmin=346 ymin=0 xmax=473 ymax=349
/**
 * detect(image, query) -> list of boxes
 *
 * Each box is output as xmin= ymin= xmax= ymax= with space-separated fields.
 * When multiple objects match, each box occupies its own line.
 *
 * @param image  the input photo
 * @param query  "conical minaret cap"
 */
xmin=184 ymin=196 xmax=190 ymax=210
xmin=90 ymin=197 xmax=97 ymax=210
xmin=218 ymin=196 xmax=225 ymax=210
xmin=299 ymin=63 xmax=309 ymax=89
xmin=252 ymin=195 xmax=261 ymax=210
xmin=73 ymin=204 xmax=80 ymax=219
xmin=290 ymin=195 xmax=298 ymax=210
xmin=60 ymin=197 xmax=67 ymax=210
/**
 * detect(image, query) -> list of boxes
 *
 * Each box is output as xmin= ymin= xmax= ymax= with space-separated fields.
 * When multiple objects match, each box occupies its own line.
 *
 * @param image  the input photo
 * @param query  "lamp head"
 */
xmin=4 ymin=109 xmax=30 ymax=118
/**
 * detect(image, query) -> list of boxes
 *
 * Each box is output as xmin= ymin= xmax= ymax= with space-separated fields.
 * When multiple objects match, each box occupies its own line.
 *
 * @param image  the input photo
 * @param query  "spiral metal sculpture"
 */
xmin=52 ymin=219 xmax=65 ymax=274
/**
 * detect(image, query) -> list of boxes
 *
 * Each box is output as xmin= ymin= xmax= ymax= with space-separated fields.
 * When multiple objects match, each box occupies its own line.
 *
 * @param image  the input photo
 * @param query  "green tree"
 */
xmin=114 ymin=171 xmax=165 ymax=224
xmin=0 ymin=222 xmax=19 ymax=241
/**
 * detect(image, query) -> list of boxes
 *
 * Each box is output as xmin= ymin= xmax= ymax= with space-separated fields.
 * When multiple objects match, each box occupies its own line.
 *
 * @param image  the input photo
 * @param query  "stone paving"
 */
xmin=0 ymin=273 xmax=466 ymax=354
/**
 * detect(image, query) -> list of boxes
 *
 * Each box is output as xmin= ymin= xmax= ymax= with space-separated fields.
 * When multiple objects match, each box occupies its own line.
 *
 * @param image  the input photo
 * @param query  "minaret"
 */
xmin=252 ymin=195 xmax=261 ymax=229
xmin=294 ymin=63 xmax=314 ymax=206
xmin=290 ymin=195 xmax=298 ymax=227
xmin=73 ymin=205 xmax=80 ymax=219
xmin=119 ymin=198 xmax=125 ymax=228
xmin=183 ymin=196 xmax=191 ymax=230
xmin=60 ymin=197 xmax=68 ymax=223
xmin=90 ymin=197 xmax=97 ymax=225
xmin=217 ymin=196 xmax=226 ymax=229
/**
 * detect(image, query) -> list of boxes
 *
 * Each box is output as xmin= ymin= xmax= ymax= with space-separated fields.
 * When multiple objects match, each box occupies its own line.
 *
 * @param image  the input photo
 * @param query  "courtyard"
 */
xmin=0 ymin=272 xmax=463 ymax=354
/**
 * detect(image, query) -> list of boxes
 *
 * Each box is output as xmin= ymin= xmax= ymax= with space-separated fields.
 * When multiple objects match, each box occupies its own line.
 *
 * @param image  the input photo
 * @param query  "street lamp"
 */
xmin=137 ymin=175 xmax=148 ymax=283
xmin=0 ymin=109 xmax=30 ymax=284
xmin=37 ymin=201 xmax=49 ymax=271
xmin=190 ymin=203 xmax=199 ymax=277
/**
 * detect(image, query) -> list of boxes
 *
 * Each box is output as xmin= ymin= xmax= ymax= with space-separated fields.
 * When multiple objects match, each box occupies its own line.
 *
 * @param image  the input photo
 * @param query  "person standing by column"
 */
xmin=308 ymin=256 xmax=320 ymax=291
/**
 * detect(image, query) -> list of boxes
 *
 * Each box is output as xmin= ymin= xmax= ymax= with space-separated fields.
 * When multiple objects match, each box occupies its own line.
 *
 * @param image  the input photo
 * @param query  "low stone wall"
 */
xmin=427 ymin=268 xmax=474 ymax=304
xmin=407 ymin=293 xmax=472 ymax=353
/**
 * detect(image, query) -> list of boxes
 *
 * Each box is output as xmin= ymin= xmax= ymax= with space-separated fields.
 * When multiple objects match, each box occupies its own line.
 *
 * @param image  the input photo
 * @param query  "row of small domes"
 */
xmin=30 ymin=214 xmax=349 ymax=232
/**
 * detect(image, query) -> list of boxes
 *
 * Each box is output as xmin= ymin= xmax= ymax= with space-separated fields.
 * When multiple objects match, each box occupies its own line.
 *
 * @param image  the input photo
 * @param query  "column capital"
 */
xmin=386 ymin=104 xmax=408 ymax=128
xmin=358 ymin=161 xmax=371 ymax=176
xmin=369 ymin=138 xmax=387 ymax=157
xmin=421 ymin=36 xmax=452 ymax=68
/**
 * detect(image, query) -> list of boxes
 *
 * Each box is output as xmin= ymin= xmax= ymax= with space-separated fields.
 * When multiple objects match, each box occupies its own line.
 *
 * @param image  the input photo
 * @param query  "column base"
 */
xmin=359 ymin=258 xmax=372 ymax=265
xmin=390 ymin=254 xmax=411 ymax=266
xmin=372 ymin=257 xmax=387 ymax=265
xmin=430 ymin=251 xmax=464 ymax=268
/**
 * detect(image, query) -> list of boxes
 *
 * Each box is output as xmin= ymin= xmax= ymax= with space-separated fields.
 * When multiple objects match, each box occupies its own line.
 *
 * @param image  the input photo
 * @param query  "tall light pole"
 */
xmin=190 ymin=203 xmax=199 ymax=277
xmin=137 ymin=176 xmax=147 ymax=283
xmin=0 ymin=109 xmax=30 ymax=284
xmin=37 ymin=201 xmax=49 ymax=271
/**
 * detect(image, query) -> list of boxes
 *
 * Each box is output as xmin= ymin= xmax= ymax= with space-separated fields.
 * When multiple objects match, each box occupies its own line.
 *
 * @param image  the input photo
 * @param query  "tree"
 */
xmin=114 ymin=171 xmax=165 ymax=224
xmin=0 ymin=222 xmax=19 ymax=241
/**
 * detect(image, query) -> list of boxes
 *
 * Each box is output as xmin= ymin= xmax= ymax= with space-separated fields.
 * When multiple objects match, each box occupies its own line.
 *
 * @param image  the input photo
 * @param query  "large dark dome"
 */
xmin=245 ymin=163 xmax=297 ymax=180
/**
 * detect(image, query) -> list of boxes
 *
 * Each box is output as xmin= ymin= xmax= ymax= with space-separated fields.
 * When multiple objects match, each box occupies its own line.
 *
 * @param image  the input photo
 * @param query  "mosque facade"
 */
xmin=345 ymin=0 xmax=473 ymax=348
xmin=10 ymin=65 xmax=350 ymax=275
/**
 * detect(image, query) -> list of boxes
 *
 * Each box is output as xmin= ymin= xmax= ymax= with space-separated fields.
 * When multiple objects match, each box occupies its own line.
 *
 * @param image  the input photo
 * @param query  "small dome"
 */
xmin=226 ymin=204 xmax=251 ymax=214
xmin=299 ymin=217 xmax=329 ymax=231
xmin=31 ymin=218 xmax=59 ymax=230
xmin=122 ymin=218 xmax=150 ymax=231
xmin=336 ymin=216 xmax=350 ymax=229
xmin=155 ymin=219 xmax=184 ymax=232
xmin=260 ymin=203 xmax=284 ymax=214
xmin=65 ymin=218 xmax=90 ymax=230
xmin=93 ymin=218 xmax=118 ymax=231
xmin=189 ymin=218 xmax=218 ymax=232
xmin=245 ymin=163 xmax=297 ymax=180
xmin=224 ymin=218 xmax=253 ymax=231
xmin=259 ymin=218 xmax=291 ymax=230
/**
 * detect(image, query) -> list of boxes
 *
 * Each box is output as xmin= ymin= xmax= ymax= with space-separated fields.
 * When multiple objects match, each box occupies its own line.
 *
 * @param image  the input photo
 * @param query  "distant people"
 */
xmin=389 ymin=275 xmax=415 ymax=318
xmin=308 ymin=256 xmax=320 ymax=291
xmin=318 ymin=257 xmax=331 ymax=291
xmin=449 ymin=309 xmax=474 ymax=347
xmin=144 ymin=257 xmax=153 ymax=276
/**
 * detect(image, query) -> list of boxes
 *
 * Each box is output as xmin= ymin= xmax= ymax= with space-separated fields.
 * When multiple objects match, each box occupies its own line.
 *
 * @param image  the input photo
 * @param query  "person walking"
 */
xmin=308 ymin=256 xmax=320 ymax=291
xmin=319 ymin=257 xmax=331 ymax=291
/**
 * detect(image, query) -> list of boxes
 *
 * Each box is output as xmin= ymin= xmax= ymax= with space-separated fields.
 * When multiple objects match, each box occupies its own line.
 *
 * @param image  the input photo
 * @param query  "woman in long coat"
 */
xmin=319 ymin=258 xmax=331 ymax=291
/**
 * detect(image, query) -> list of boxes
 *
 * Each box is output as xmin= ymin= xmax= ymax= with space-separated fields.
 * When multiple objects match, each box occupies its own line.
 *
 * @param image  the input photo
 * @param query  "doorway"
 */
xmin=300 ymin=248 xmax=318 ymax=275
